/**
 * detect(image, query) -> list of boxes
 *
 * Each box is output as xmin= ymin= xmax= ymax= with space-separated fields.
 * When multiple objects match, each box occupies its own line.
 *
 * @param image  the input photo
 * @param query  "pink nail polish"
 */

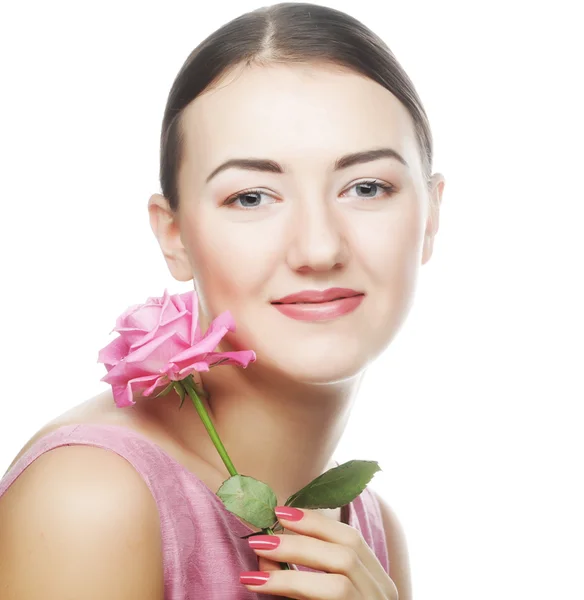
xmin=240 ymin=571 xmax=270 ymax=586
xmin=275 ymin=506 xmax=304 ymax=521
xmin=248 ymin=535 xmax=281 ymax=549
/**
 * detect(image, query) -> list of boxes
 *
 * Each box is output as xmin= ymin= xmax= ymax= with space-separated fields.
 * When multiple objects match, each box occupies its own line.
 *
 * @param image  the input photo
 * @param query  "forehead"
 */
xmin=180 ymin=63 xmax=417 ymax=175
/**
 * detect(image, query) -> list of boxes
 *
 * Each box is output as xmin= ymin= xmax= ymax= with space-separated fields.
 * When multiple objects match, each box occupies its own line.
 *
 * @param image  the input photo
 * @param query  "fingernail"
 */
xmin=240 ymin=571 xmax=270 ymax=586
xmin=275 ymin=506 xmax=304 ymax=521
xmin=248 ymin=535 xmax=281 ymax=549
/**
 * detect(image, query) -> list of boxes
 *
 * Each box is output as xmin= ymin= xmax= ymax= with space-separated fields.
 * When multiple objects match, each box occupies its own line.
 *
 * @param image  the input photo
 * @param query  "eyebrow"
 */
xmin=205 ymin=147 xmax=409 ymax=183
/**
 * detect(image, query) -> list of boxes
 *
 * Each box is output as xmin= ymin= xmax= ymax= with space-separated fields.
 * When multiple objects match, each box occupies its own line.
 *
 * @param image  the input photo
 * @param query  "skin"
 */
xmin=1 ymin=61 xmax=443 ymax=600
xmin=241 ymin=507 xmax=400 ymax=598
xmin=147 ymin=61 xmax=445 ymax=512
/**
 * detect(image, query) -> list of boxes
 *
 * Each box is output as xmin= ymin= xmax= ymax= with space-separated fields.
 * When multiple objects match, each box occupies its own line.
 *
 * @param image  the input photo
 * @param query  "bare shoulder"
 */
xmin=372 ymin=489 xmax=413 ymax=600
xmin=0 ymin=445 xmax=164 ymax=599
xmin=4 ymin=390 xmax=154 ymax=475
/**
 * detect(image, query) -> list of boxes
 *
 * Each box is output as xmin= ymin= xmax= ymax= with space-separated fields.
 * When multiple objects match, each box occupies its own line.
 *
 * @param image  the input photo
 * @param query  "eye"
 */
xmin=222 ymin=179 xmax=395 ymax=209
xmin=340 ymin=179 xmax=395 ymax=200
xmin=222 ymin=189 xmax=277 ymax=210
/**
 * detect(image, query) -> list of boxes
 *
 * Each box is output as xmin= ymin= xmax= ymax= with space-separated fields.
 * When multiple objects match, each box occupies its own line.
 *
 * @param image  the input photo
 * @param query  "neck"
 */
xmin=148 ymin=365 xmax=363 ymax=507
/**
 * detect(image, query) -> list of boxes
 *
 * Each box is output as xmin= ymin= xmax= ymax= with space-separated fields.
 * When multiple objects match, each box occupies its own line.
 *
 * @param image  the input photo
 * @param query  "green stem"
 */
xmin=182 ymin=375 xmax=292 ymax=573
xmin=183 ymin=375 xmax=237 ymax=477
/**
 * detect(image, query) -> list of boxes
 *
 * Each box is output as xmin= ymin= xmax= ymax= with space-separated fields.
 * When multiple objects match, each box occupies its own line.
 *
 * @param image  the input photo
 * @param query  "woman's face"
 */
xmin=150 ymin=63 xmax=443 ymax=384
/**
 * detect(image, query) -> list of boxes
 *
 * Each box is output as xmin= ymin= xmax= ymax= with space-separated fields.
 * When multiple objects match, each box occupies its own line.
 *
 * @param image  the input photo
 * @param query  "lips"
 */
xmin=272 ymin=287 xmax=364 ymax=305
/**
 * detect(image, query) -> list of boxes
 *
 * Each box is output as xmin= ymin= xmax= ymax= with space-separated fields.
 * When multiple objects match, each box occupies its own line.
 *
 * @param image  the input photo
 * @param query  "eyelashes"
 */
xmin=222 ymin=179 xmax=396 ymax=210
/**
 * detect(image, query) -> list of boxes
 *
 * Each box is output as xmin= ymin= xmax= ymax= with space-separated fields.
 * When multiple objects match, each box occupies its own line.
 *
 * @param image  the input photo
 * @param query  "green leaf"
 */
xmin=217 ymin=475 xmax=278 ymax=529
xmin=153 ymin=381 xmax=174 ymax=398
xmin=284 ymin=460 xmax=381 ymax=510
xmin=174 ymin=382 xmax=186 ymax=409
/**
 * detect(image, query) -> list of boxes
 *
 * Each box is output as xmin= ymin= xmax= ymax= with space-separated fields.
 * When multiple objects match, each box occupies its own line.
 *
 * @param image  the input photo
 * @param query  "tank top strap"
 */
xmin=1 ymin=423 xmax=180 ymax=499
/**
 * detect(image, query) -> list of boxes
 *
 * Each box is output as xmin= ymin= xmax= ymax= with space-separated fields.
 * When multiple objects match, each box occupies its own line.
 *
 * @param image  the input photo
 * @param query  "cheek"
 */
xmin=356 ymin=208 xmax=422 ymax=284
xmin=187 ymin=218 xmax=277 ymax=303
xmin=349 ymin=209 xmax=423 ymax=353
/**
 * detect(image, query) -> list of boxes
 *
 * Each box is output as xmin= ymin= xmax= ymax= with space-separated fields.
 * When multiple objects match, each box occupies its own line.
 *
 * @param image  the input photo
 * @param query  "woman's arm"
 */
xmin=0 ymin=445 xmax=164 ymax=599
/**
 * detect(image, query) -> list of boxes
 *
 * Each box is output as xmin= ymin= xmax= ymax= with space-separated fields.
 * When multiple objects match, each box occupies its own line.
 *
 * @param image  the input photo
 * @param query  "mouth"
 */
xmin=271 ymin=295 xmax=362 ymax=305
xmin=270 ymin=289 xmax=365 ymax=322
xmin=271 ymin=288 xmax=364 ymax=305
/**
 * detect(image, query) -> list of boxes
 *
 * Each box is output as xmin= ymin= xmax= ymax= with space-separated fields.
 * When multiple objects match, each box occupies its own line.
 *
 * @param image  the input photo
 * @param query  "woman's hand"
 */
xmin=240 ymin=506 xmax=399 ymax=599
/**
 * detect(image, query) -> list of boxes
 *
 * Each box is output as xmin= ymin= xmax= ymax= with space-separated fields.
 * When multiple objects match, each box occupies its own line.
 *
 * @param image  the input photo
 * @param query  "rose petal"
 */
xmin=161 ymin=359 xmax=212 ymax=380
xmin=128 ymin=308 xmax=190 ymax=351
xmin=207 ymin=350 xmax=256 ymax=368
xmin=97 ymin=335 xmax=131 ymax=369
xmin=171 ymin=290 xmax=189 ymax=313
xmin=171 ymin=290 xmax=202 ymax=345
xmin=99 ymin=289 xmax=256 ymax=408
xmin=142 ymin=376 xmax=172 ymax=397
xmin=110 ymin=373 xmax=162 ymax=407
xmin=170 ymin=311 xmax=235 ymax=364
xmin=123 ymin=329 xmax=182 ymax=365
xmin=110 ymin=303 xmax=143 ymax=334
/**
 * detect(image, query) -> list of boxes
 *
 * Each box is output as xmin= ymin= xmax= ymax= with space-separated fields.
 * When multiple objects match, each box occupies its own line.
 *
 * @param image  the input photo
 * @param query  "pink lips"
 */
xmin=271 ymin=287 xmax=365 ymax=321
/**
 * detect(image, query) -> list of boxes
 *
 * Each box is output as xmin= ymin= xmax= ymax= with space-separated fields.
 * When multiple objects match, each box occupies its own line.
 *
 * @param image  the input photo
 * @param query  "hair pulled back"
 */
xmin=160 ymin=2 xmax=433 ymax=212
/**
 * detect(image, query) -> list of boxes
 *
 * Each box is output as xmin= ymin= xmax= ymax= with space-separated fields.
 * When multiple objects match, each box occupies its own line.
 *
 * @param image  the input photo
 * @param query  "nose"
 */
xmin=286 ymin=194 xmax=349 ymax=273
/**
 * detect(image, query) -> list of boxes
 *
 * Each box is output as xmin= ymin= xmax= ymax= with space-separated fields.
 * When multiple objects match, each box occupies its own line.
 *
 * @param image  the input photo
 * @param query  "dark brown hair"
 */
xmin=159 ymin=2 xmax=433 ymax=212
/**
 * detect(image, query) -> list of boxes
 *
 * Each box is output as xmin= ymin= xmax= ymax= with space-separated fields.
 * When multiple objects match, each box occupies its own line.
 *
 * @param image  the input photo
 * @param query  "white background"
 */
xmin=1 ymin=1 xmax=582 ymax=598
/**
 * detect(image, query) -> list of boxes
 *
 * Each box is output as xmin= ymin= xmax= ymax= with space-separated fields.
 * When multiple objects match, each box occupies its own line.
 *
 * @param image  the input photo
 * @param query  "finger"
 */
xmin=250 ymin=531 xmax=379 ymax=597
xmin=257 ymin=554 xmax=284 ymax=572
xmin=241 ymin=570 xmax=356 ymax=599
xmin=275 ymin=507 xmax=392 ymax=593
xmin=258 ymin=553 xmax=300 ymax=573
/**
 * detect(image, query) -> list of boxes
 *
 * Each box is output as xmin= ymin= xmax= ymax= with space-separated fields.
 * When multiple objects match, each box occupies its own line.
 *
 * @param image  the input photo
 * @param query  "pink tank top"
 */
xmin=0 ymin=423 xmax=389 ymax=599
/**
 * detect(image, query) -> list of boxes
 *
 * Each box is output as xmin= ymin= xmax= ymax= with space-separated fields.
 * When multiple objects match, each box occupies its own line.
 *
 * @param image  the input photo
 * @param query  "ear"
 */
xmin=148 ymin=193 xmax=193 ymax=282
xmin=421 ymin=173 xmax=445 ymax=265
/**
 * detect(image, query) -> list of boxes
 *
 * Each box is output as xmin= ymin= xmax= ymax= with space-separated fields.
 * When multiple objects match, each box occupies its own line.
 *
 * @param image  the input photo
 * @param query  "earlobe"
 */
xmin=420 ymin=174 xmax=445 ymax=265
xmin=148 ymin=193 xmax=193 ymax=282
xmin=421 ymin=236 xmax=434 ymax=265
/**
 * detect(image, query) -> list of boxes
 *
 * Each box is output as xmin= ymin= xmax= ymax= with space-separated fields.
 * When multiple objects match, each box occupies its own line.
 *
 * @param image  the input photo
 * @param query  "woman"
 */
xmin=0 ymin=3 xmax=444 ymax=599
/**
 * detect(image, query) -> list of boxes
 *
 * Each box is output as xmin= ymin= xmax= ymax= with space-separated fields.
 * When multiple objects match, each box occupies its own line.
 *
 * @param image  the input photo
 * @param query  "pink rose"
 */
xmin=97 ymin=289 xmax=255 ymax=407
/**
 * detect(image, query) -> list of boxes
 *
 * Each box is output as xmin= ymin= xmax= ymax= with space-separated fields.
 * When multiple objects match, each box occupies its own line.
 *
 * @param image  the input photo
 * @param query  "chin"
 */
xmin=253 ymin=342 xmax=373 ymax=386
